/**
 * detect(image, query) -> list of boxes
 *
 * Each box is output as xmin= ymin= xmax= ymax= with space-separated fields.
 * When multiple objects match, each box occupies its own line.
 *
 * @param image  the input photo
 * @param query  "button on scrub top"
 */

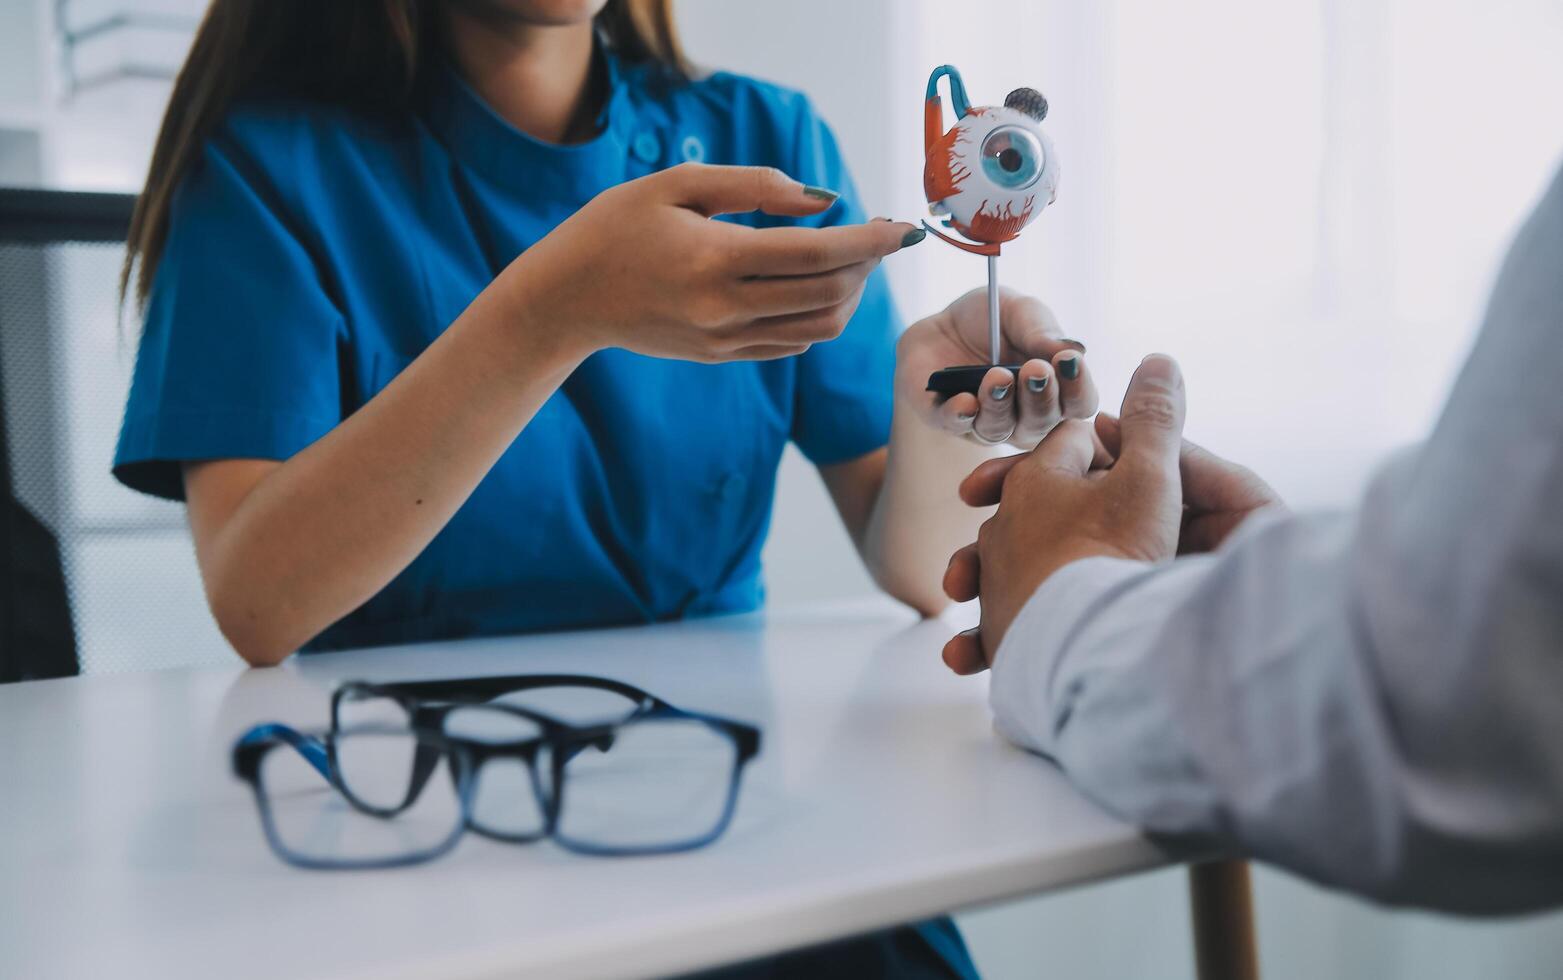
xmin=114 ymin=50 xmax=901 ymax=652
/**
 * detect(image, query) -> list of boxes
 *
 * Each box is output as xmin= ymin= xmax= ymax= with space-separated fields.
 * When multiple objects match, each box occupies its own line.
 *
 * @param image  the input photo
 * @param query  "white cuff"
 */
xmin=988 ymin=556 xmax=1158 ymax=755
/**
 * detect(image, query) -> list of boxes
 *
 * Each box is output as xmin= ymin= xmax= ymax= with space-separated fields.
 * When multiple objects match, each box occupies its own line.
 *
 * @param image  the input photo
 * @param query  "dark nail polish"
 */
xmin=803 ymin=185 xmax=839 ymax=203
xmin=990 ymin=383 xmax=1011 ymax=401
xmin=900 ymin=227 xmax=927 ymax=248
xmin=1059 ymin=356 xmax=1080 ymax=380
xmin=958 ymin=626 xmax=981 ymax=637
xmin=1026 ymin=376 xmax=1049 ymax=393
xmin=1059 ymin=338 xmax=1087 ymax=353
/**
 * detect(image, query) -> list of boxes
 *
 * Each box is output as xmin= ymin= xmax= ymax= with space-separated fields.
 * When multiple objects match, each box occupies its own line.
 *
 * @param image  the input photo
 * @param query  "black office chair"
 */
xmin=1 ymin=418 xmax=76 ymax=681
xmin=0 ymin=187 xmax=227 ymax=681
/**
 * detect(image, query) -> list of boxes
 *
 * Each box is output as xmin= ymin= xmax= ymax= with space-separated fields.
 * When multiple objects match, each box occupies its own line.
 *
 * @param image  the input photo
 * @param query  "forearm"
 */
xmin=860 ymin=368 xmax=997 ymax=615
xmin=995 ymin=486 xmax=1563 ymax=913
xmin=993 ymin=511 xmax=1415 ymax=894
xmin=192 ymin=274 xmax=587 ymax=664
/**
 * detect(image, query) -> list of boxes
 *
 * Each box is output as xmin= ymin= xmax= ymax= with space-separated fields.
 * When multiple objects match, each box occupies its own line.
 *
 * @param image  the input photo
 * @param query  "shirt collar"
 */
xmin=422 ymin=40 xmax=636 ymax=199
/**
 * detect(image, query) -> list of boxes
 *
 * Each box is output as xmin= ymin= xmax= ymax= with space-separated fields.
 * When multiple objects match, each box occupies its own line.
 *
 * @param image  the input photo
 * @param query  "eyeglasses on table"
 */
xmin=231 ymin=674 xmax=761 ymax=869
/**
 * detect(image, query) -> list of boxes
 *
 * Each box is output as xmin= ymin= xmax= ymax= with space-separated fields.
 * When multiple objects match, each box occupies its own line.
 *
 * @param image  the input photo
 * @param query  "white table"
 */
xmin=0 ymin=599 xmax=1171 ymax=980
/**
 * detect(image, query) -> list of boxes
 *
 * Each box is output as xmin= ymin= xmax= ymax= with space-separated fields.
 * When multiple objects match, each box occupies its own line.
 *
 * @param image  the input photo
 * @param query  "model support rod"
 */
xmin=986 ymin=254 xmax=1000 ymax=365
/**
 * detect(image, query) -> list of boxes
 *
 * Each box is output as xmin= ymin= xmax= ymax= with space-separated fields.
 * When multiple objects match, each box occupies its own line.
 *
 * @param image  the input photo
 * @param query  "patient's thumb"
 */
xmin=1117 ymin=354 xmax=1185 ymax=473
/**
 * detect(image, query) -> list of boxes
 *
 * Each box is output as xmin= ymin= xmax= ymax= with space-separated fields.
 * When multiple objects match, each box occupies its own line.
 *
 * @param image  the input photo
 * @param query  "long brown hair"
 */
xmin=120 ymin=0 xmax=686 ymax=310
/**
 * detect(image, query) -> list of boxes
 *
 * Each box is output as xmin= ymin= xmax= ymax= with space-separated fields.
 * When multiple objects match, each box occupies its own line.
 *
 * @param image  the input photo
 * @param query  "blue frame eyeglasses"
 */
xmin=231 ymin=674 xmax=762 ymax=870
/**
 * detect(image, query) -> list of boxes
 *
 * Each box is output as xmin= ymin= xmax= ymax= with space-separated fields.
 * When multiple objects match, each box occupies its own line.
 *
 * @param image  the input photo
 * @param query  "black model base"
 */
xmin=926 ymin=364 xmax=1024 ymax=397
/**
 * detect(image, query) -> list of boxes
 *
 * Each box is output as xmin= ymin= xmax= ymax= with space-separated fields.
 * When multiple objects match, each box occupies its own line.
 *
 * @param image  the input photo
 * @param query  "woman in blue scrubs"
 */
xmin=115 ymin=2 xmax=1096 ymax=975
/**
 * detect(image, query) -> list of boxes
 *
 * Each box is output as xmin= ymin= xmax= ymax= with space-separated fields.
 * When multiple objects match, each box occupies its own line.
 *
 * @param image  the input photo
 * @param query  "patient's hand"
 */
xmin=937 ymin=357 xmax=1281 ymax=675
xmin=940 ymin=356 xmax=1185 ymax=673
xmin=939 ymin=354 xmax=1280 ymax=675
xmin=1093 ymin=414 xmax=1282 ymax=555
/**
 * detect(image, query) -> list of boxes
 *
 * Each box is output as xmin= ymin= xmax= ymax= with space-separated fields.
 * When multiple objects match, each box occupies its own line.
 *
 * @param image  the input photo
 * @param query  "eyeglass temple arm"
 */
xmin=356 ymin=673 xmax=657 ymax=706
xmin=234 ymin=723 xmax=332 ymax=782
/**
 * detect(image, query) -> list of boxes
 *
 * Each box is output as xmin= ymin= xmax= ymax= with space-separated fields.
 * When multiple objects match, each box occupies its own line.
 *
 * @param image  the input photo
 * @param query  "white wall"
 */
xmin=0 ymin=0 xmax=40 ymax=108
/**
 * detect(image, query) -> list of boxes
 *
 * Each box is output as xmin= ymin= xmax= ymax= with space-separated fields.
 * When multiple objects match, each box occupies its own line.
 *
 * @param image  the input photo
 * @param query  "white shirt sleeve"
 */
xmin=990 ymin=550 xmax=1216 ymax=760
xmin=987 ymin=165 xmax=1563 ymax=914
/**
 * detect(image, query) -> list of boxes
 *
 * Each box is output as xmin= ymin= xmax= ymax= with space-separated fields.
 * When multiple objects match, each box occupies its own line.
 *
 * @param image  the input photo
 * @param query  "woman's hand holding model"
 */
xmin=505 ymin=161 xmax=922 ymax=364
xmin=895 ymin=287 xmax=1098 ymax=447
xmin=830 ymin=289 xmax=1100 ymax=624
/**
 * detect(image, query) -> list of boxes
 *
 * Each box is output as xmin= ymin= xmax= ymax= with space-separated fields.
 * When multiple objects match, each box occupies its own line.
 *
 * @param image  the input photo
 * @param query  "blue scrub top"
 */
xmin=114 ymin=49 xmax=900 ymax=652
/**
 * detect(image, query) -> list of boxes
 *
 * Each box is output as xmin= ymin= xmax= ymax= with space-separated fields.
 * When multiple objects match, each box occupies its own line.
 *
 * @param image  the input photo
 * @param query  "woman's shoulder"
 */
xmin=213 ymin=97 xmax=415 ymax=174
xmin=628 ymin=62 xmax=820 ymax=126
xmin=682 ymin=69 xmax=816 ymax=116
xmin=181 ymin=97 xmax=424 ymax=234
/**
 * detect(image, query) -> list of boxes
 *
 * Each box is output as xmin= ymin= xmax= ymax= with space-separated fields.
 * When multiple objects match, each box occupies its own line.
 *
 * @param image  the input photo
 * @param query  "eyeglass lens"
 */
xmin=555 ymin=716 xmax=739 ymax=851
xmin=259 ymin=728 xmax=464 ymax=866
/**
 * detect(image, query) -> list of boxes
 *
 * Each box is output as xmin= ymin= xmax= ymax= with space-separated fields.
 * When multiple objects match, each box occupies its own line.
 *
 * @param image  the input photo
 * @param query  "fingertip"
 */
xmin=957 ymin=479 xmax=983 ymax=508
xmin=1017 ymin=358 xmax=1057 ymax=413
xmin=941 ymin=630 xmax=987 ymax=675
xmin=1052 ymin=349 xmax=1083 ymax=382
xmin=1017 ymin=357 xmax=1052 ymax=392
xmin=1006 ymin=357 xmax=1060 ymax=448
xmin=943 ymin=544 xmax=980 ymax=601
xmin=975 ymin=368 xmax=1025 ymax=443
xmin=958 ymin=459 xmax=1000 ymax=506
xmin=801 ymin=184 xmax=840 ymax=208
xmin=973 ymin=367 xmax=1018 ymax=443
xmin=1134 ymin=352 xmax=1182 ymax=387
xmin=941 ymin=570 xmax=970 ymax=604
xmin=981 ymin=366 xmax=1016 ymax=403
xmin=1118 ymin=356 xmax=1187 ymax=462
xmin=940 ymin=640 xmax=963 ymax=673
xmin=774 ymin=173 xmax=836 ymax=217
xmin=895 ymin=223 xmax=928 ymax=252
xmin=938 ymin=392 xmax=979 ymax=434
xmin=1028 ymin=416 xmax=1098 ymax=475
xmin=958 ymin=452 xmax=1022 ymax=507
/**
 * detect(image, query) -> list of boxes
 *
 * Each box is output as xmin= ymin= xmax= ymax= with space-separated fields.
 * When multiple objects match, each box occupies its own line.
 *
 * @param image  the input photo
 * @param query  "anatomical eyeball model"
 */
xmin=923 ymin=65 xmax=1058 ymax=250
xmin=920 ymin=64 xmax=1062 ymax=397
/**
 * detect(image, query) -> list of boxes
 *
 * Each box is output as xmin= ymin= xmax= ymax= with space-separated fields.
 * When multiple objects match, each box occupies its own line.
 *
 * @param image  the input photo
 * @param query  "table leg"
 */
xmin=1188 ymin=859 xmax=1259 ymax=980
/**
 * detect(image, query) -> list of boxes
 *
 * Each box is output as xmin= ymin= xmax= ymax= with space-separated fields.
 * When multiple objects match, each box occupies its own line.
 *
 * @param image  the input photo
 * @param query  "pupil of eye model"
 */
xmin=999 ymin=148 xmax=1023 ymax=172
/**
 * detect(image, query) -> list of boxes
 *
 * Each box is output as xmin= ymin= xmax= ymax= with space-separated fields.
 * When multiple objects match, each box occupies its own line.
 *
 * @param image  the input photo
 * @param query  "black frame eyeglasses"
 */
xmin=232 ymin=674 xmax=761 ymax=870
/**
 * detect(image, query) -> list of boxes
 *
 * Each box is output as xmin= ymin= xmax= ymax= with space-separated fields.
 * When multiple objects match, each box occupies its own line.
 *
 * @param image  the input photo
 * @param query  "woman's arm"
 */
xmin=821 ymin=416 xmax=988 ymax=616
xmin=825 ymin=288 xmax=1098 ymax=615
xmin=185 ymin=277 xmax=579 ymax=665
xmin=186 ymin=164 xmax=920 ymax=665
